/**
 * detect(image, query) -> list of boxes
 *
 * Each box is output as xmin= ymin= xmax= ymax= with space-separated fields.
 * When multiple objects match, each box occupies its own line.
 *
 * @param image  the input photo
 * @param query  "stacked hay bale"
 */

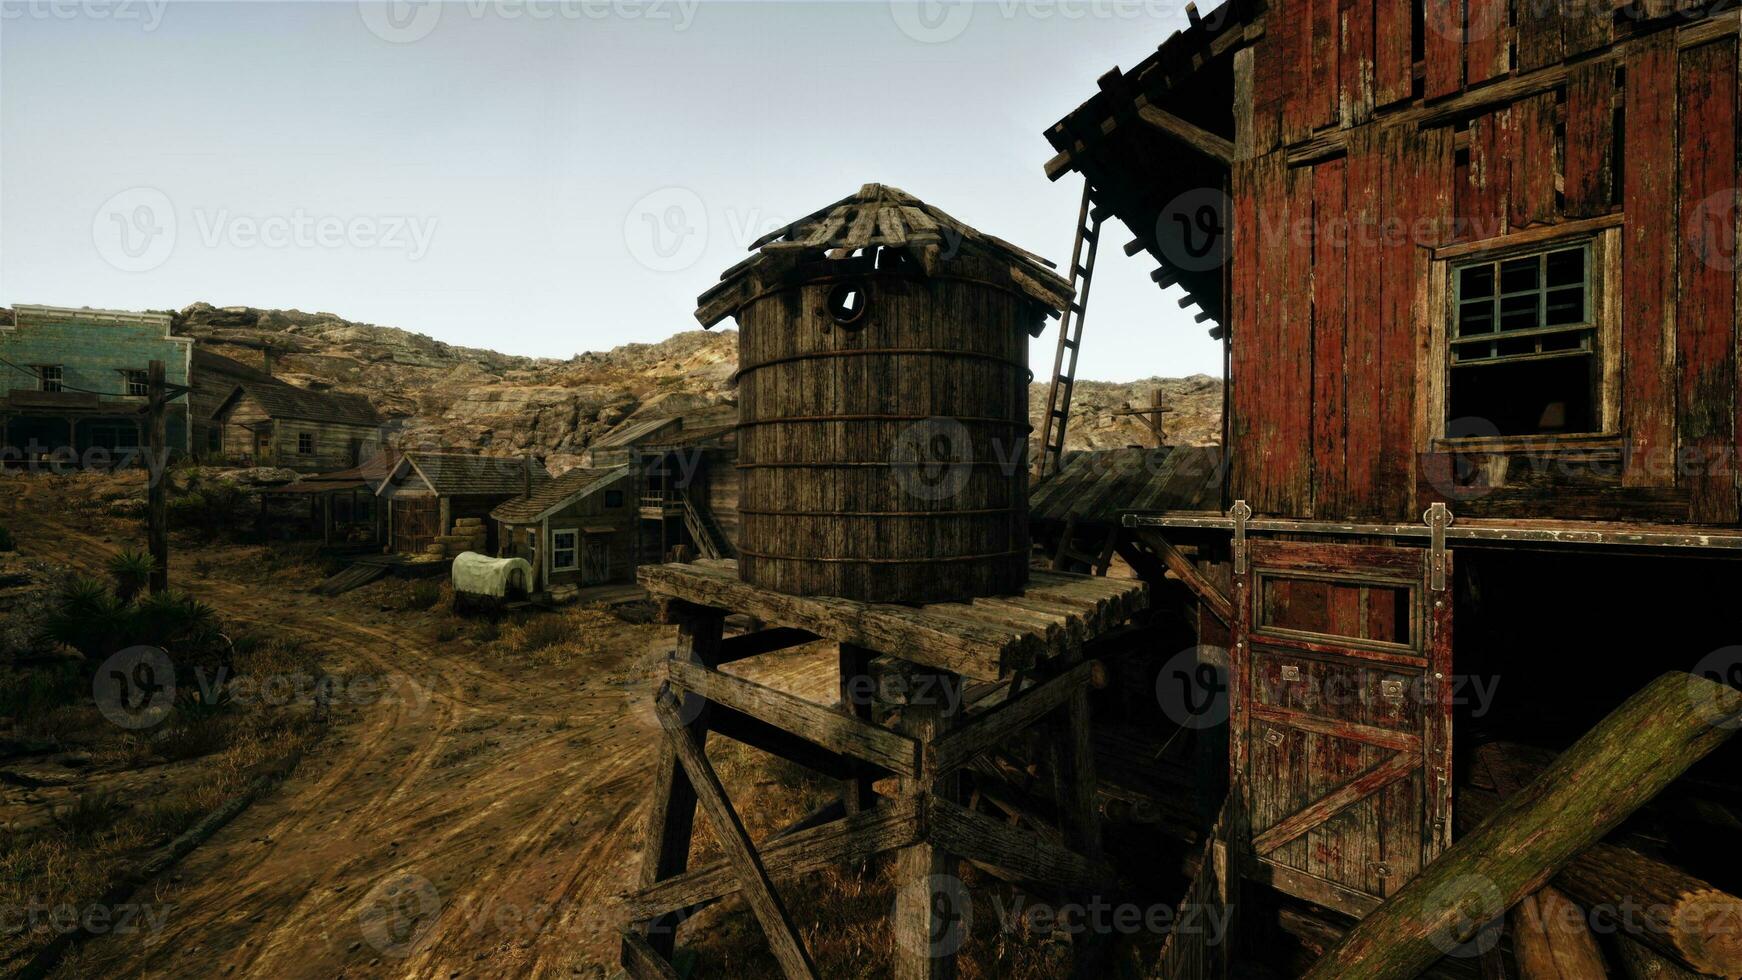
xmin=429 ymin=517 xmax=488 ymax=558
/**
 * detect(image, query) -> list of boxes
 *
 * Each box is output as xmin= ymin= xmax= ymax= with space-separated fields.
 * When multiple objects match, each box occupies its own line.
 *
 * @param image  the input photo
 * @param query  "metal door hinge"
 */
xmin=1424 ymin=502 xmax=1452 ymax=592
xmin=1231 ymin=500 xmax=1252 ymax=576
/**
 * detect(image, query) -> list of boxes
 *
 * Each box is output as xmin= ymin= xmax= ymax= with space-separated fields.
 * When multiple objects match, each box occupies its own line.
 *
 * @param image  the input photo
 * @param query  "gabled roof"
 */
xmin=490 ymin=465 xmax=633 ymax=524
xmin=695 ymin=183 xmax=1075 ymax=328
xmin=592 ymin=415 xmax=683 ymax=450
xmin=1029 ymin=445 xmax=1224 ymax=525
xmin=259 ymin=450 xmax=404 ymax=495
xmin=213 ymin=380 xmax=381 ymax=428
xmin=382 ymin=451 xmax=551 ymax=497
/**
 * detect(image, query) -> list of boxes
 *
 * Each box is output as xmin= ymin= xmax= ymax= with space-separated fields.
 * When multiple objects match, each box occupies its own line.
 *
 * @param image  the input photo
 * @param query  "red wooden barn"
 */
xmin=1042 ymin=1 xmax=1741 ymax=972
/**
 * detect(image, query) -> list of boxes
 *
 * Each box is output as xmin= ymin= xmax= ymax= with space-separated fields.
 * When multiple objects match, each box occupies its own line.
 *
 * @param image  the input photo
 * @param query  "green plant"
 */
xmin=402 ymin=580 xmax=443 ymax=611
xmin=130 ymin=590 xmax=222 ymax=653
xmin=35 ymin=577 xmax=129 ymax=659
xmin=107 ymin=548 xmax=156 ymax=603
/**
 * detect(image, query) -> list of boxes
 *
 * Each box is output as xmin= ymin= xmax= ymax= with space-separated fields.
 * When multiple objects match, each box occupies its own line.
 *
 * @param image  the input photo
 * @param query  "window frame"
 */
xmin=550 ymin=528 xmax=580 ymax=571
xmin=1429 ymin=224 xmax=1620 ymax=449
xmin=37 ymin=366 xmax=63 ymax=393
xmin=297 ymin=432 xmax=315 ymax=455
xmin=604 ymin=489 xmax=624 ymax=508
xmin=123 ymin=369 xmax=150 ymax=397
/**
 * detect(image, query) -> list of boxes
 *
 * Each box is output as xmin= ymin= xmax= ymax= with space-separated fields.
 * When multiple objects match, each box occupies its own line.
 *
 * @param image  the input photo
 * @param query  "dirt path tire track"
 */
xmin=8 ymin=508 xmax=664 ymax=978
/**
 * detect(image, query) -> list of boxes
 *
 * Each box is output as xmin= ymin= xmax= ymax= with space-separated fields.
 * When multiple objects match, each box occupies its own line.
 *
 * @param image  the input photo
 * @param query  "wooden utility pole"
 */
xmin=146 ymin=359 xmax=169 ymax=594
xmin=1106 ymin=388 xmax=1172 ymax=447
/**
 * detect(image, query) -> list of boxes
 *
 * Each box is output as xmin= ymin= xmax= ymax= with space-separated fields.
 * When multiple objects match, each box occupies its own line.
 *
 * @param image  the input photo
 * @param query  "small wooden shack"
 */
xmin=209 ymin=378 xmax=382 ymax=473
xmin=490 ymin=465 xmax=637 ymax=592
xmin=256 ymin=451 xmax=399 ymax=546
xmin=375 ymin=450 xmax=549 ymax=557
xmin=632 ymin=420 xmax=739 ymax=563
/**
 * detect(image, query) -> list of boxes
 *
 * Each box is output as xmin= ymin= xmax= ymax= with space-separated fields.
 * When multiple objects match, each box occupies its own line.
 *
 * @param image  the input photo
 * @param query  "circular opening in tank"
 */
xmin=826 ymin=282 xmax=869 ymax=329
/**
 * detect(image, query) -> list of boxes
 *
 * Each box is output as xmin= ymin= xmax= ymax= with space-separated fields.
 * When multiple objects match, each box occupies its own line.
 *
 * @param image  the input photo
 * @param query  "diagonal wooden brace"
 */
xmin=927 ymin=660 xmax=1098 ymax=775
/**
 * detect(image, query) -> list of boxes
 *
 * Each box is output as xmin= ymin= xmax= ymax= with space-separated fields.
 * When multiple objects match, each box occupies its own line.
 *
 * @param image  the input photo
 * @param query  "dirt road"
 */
xmin=12 ymin=510 xmax=683 ymax=978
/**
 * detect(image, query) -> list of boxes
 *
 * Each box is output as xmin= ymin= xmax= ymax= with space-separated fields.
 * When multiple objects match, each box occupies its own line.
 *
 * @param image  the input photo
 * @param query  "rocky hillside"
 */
xmin=4 ymin=303 xmax=1220 ymax=471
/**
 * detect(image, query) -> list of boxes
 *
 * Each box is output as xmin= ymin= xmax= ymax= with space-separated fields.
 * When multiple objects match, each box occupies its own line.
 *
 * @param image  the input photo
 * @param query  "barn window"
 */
xmin=124 ymin=370 xmax=149 ymax=397
xmin=551 ymin=529 xmax=579 ymax=570
xmin=37 ymin=366 xmax=63 ymax=393
xmin=298 ymin=432 xmax=315 ymax=455
xmin=1447 ymin=240 xmax=1601 ymax=437
xmin=604 ymin=489 xmax=624 ymax=508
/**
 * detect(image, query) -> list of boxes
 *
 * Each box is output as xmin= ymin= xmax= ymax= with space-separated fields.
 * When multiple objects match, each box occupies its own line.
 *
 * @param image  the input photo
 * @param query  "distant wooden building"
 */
xmin=210 ymin=379 xmax=382 ymax=473
xmin=631 ymin=420 xmax=739 ymax=563
xmin=1042 ymin=0 xmax=1742 ymax=965
xmin=375 ymin=451 xmax=549 ymax=556
xmin=256 ymin=451 xmax=400 ymax=546
xmin=490 ymin=465 xmax=637 ymax=592
xmin=0 ymin=306 xmax=193 ymax=462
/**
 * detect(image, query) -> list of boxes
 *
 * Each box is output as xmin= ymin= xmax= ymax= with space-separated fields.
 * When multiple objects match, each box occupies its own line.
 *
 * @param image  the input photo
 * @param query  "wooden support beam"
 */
xmin=666 ymin=659 xmax=920 ymax=777
xmin=718 ymin=626 xmax=821 ymax=665
xmin=839 ymin=643 xmax=879 ymax=815
xmin=893 ymin=664 xmax=962 ymax=980
xmin=654 ymin=690 xmax=820 ymax=980
xmin=619 ymin=929 xmax=680 ymax=980
xmin=925 ymin=795 xmax=1113 ymax=892
xmin=705 ymin=704 xmax=875 ymax=781
xmin=929 ymin=660 xmax=1096 ymax=775
xmin=1136 ymin=104 xmax=1235 ymax=163
xmin=1303 ymin=672 xmax=1742 ymax=980
xmin=1251 ymin=749 xmax=1418 ymax=854
xmin=1135 ymin=529 xmax=1233 ymax=625
xmin=626 ymin=797 xmax=924 ymax=922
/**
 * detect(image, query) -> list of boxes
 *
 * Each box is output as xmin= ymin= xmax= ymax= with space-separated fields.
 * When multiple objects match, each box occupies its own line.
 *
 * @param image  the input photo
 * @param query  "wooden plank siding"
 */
xmin=1227 ymin=11 xmax=1741 ymax=526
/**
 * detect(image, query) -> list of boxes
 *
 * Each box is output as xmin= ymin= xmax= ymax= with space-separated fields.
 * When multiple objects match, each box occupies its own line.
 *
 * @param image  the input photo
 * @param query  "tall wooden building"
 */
xmin=1042 ymin=0 xmax=1742 ymax=967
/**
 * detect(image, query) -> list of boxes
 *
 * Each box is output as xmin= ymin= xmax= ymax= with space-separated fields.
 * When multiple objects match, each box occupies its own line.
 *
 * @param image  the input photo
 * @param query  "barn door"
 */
xmin=581 ymin=534 xmax=610 ymax=585
xmin=1231 ymin=539 xmax=1452 ymax=918
xmin=392 ymin=498 xmax=439 ymax=555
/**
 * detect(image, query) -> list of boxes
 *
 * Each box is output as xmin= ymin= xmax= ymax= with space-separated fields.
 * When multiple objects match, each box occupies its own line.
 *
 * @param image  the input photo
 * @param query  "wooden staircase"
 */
xmin=681 ymin=490 xmax=735 ymax=561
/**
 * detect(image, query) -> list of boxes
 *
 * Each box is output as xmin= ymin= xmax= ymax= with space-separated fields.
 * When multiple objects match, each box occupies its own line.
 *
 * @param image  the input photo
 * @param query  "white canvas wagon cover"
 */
xmin=452 ymin=552 xmax=534 ymax=598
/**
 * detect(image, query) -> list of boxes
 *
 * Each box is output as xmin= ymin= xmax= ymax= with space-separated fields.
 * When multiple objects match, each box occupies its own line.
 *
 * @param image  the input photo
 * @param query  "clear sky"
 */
xmin=0 ymin=0 xmax=1224 ymax=380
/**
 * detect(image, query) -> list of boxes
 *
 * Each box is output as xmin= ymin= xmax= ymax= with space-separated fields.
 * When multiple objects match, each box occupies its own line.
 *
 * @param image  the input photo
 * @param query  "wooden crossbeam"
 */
xmin=626 ymin=797 xmax=924 ymax=921
xmin=1134 ymin=529 xmax=1234 ymax=625
xmin=925 ymin=795 xmax=1114 ymax=892
xmin=717 ymin=626 xmax=821 ymax=665
xmin=619 ymin=929 xmax=680 ymax=980
xmin=929 ymin=660 xmax=1097 ymax=775
xmin=666 ymin=659 xmax=921 ymax=777
xmin=1136 ymin=104 xmax=1236 ymax=164
xmin=706 ymin=703 xmax=878 ymax=781
xmin=654 ymin=690 xmax=820 ymax=980
xmin=1251 ymin=749 xmax=1419 ymax=855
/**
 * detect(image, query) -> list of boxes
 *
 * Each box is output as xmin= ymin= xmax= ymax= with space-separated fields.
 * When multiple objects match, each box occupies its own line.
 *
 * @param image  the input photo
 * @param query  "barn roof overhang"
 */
xmin=1042 ymin=0 xmax=1261 ymax=336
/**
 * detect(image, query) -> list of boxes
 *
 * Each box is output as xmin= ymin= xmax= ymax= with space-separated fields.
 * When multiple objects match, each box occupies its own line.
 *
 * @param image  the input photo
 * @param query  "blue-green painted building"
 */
xmin=1 ymin=305 xmax=193 ymax=462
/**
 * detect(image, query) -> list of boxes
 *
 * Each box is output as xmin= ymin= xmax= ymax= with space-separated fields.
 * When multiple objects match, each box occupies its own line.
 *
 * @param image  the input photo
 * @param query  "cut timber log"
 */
xmin=1509 ymin=887 xmax=1608 ymax=979
xmin=1303 ymin=672 xmax=1742 ymax=980
xmin=1616 ymin=936 xmax=1711 ymax=980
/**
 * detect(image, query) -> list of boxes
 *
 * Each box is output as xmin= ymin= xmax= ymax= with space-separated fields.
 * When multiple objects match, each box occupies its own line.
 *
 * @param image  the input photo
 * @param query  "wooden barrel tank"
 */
xmin=734 ymin=252 xmax=1037 ymax=602
xmin=694 ymin=187 xmax=1071 ymax=604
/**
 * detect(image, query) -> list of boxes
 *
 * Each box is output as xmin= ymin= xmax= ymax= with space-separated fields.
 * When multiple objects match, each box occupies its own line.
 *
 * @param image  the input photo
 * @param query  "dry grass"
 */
xmin=488 ymin=606 xmax=619 ymax=667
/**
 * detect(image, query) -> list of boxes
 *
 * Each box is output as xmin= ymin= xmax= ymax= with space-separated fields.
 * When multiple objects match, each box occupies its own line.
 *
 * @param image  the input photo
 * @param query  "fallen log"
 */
xmin=1302 ymin=672 xmax=1742 ymax=980
xmin=1508 ymin=887 xmax=1607 ymax=979
xmin=1615 ymin=935 xmax=1710 ymax=980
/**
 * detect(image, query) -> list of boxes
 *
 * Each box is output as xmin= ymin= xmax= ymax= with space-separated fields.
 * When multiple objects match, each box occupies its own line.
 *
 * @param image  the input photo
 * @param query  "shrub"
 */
xmin=403 ymin=580 xmax=443 ymax=612
xmin=107 ymin=548 xmax=156 ymax=603
xmin=505 ymin=615 xmax=569 ymax=653
xmin=167 ymin=481 xmax=252 ymax=539
xmin=130 ymin=589 xmax=222 ymax=653
xmin=35 ymin=577 xmax=129 ymax=660
xmin=51 ymin=793 xmax=123 ymax=839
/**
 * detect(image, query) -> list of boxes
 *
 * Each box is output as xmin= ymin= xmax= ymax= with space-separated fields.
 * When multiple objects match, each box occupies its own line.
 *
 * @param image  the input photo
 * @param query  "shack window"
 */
xmin=1449 ymin=242 xmax=1598 ymax=435
xmin=297 ymin=432 xmax=315 ymax=455
xmin=37 ymin=366 xmax=63 ymax=393
xmin=551 ymin=529 xmax=579 ymax=570
xmin=123 ymin=370 xmax=149 ymax=397
xmin=604 ymin=489 xmax=624 ymax=508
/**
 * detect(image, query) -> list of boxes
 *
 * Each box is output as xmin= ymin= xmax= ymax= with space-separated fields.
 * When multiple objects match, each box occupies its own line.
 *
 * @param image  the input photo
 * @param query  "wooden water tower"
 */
xmin=695 ymin=184 xmax=1074 ymax=603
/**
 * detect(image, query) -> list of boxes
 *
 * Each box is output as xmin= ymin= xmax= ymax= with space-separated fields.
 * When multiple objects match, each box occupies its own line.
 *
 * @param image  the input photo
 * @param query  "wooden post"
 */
xmin=892 ymin=663 xmax=963 ymax=980
xmin=634 ymin=603 xmax=725 ymax=959
xmin=1304 ymin=673 xmax=1742 ymax=980
xmin=146 ymin=360 xmax=169 ymax=594
xmin=838 ymin=643 xmax=877 ymax=816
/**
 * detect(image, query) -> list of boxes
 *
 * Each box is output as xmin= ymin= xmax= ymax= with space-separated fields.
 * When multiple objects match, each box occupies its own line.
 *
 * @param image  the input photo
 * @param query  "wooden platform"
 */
xmin=638 ymin=558 xmax=1148 ymax=682
xmin=622 ymin=560 xmax=1149 ymax=979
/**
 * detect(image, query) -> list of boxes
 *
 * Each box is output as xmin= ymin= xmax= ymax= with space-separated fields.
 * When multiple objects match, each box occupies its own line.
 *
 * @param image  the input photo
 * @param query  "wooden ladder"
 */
xmin=1037 ymin=180 xmax=1104 ymax=479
